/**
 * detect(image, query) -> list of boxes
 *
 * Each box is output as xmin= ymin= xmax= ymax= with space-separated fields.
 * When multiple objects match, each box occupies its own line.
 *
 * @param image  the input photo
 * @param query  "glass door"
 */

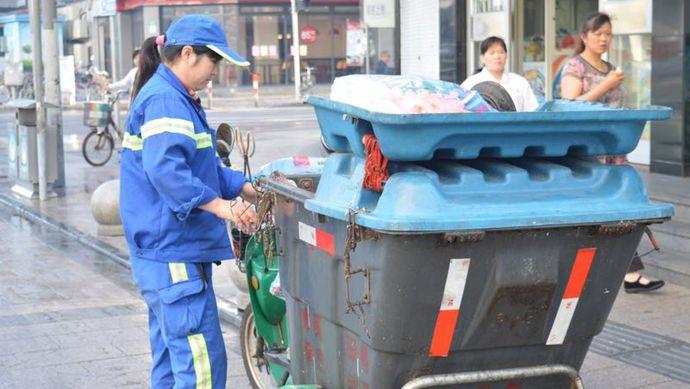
xmin=516 ymin=0 xmax=547 ymax=102
xmin=466 ymin=0 xmax=512 ymax=74
xmin=601 ymin=0 xmax=652 ymax=165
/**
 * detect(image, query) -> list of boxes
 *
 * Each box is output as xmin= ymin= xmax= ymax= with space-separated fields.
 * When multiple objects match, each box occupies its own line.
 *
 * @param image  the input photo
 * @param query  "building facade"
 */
xmin=402 ymin=0 xmax=685 ymax=174
xmin=111 ymin=0 xmax=399 ymax=87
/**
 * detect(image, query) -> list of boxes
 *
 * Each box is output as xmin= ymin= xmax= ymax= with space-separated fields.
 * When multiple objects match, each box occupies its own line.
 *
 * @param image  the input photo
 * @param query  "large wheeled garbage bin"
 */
xmin=262 ymin=98 xmax=673 ymax=389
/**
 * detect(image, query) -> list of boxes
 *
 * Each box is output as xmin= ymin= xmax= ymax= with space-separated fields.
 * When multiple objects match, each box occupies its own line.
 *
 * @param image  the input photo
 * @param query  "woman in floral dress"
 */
xmin=561 ymin=12 xmax=664 ymax=293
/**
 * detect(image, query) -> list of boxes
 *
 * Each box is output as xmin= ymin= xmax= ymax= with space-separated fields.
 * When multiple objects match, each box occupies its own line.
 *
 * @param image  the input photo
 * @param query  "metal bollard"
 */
xmin=206 ymin=80 xmax=213 ymax=110
xmin=252 ymin=73 xmax=259 ymax=107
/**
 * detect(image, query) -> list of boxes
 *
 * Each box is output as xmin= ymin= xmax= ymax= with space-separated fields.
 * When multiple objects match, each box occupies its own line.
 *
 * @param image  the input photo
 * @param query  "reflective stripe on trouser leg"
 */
xmin=168 ymin=262 xmax=189 ymax=283
xmin=188 ymin=333 xmax=212 ymax=389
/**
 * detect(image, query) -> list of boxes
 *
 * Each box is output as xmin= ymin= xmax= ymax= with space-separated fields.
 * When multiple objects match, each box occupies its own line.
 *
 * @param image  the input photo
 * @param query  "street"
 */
xmin=1 ymin=105 xmax=690 ymax=388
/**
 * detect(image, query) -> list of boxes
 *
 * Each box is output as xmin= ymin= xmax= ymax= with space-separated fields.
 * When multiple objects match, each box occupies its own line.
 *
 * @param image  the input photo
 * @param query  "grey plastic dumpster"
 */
xmin=261 ymin=98 xmax=674 ymax=389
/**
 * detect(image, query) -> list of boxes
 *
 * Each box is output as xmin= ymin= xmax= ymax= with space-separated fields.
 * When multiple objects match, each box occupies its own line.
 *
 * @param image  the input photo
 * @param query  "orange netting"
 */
xmin=362 ymin=134 xmax=390 ymax=192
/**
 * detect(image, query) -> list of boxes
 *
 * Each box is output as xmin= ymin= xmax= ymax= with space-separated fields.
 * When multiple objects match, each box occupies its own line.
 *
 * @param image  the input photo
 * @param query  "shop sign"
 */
xmin=0 ymin=0 xmax=25 ymax=7
xmin=148 ymin=20 xmax=158 ymax=35
xmin=94 ymin=0 xmax=117 ymax=17
xmin=363 ymin=0 xmax=395 ymax=28
xmin=346 ymin=22 xmax=366 ymax=67
xmin=300 ymin=26 xmax=318 ymax=44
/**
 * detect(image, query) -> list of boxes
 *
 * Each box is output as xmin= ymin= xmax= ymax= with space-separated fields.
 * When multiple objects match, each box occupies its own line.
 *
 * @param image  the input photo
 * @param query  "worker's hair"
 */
xmin=132 ymin=48 xmax=141 ymax=60
xmin=575 ymin=12 xmax=611 ymax=54
xmin=131 ymin=34 xmax=222 ymax=99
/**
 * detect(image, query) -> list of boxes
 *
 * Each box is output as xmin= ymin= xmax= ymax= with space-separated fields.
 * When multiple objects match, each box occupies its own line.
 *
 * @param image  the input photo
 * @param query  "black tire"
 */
xmin=82 ymin=129 xmax=114 ymax=167
xmin=240 ymin=305 xmax=279 ymax=389
xmin=471 ymin=81 xmax=517 ymax=112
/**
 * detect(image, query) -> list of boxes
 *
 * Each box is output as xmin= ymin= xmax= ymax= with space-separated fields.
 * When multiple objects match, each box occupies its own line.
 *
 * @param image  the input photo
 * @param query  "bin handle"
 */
xmin=401 ymin=364 xmax=583 ymax=389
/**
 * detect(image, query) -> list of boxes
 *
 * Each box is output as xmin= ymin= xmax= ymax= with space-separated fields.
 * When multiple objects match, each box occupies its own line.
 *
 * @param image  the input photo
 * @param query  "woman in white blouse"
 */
xmin=461 ymin=36 xmax=539 ymax=112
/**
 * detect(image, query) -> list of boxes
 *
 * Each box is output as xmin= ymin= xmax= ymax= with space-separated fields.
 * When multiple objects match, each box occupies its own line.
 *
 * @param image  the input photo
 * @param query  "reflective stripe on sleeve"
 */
xmin=188 ymin=333 xmax=212 ymax=389
xmin=168 ymin=263 xmax=189 ymax=284
xmin=125 ymin=132 xmax=212 ymax=150
xmin=122 ymin=133 xmax=143 ymax=151
xmin=194 ymin=133 xmax=213 ymax=149
xmin=141 ymin=118 xmax=195 ymax=140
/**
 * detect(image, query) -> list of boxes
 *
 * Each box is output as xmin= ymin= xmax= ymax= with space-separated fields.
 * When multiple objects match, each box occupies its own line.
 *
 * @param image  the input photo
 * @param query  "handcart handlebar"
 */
xmin=401 ymin=364 xmax=583 ymax=389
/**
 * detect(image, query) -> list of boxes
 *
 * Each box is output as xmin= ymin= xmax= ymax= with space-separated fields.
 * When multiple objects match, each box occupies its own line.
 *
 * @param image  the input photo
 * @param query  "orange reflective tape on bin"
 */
xmin=429 ymin=258 xmax=471 ymax=357
xmin=546 ymin=248 xmax=597 ymax=345
xmin=298 ymin=222 xmax=335 ymax=256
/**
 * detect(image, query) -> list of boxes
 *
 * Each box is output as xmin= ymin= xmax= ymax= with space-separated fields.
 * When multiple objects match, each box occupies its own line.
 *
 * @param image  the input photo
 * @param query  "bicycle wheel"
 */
xmin=19 ymin=81 xmax=34 ymax=99
xmin=82 ymin=129 xmax=114 ymax=166
xmin=0 ymin=85 xmax=10 ymax=104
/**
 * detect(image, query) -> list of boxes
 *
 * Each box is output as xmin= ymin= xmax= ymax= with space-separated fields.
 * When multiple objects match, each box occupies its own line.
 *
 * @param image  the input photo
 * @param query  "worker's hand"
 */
xmin=200 ymin=198 xmax=258 ymax=233
xmin=229 ymin=200 xmax=257 ymax=233
xmin=602 ymin=69 xmax=624 ymax=91
xmin=240 ymin=182 xmax=258 ymax=204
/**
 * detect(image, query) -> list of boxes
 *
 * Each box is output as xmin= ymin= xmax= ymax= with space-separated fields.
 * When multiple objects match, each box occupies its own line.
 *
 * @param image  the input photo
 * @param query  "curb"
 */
xmin=0 ymin=192 xmax=244 ymax=327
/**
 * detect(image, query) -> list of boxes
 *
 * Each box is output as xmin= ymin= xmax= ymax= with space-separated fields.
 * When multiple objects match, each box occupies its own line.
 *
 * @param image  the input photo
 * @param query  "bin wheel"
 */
xmin=82 ymin=129 xmax=114 ymax=167
xmin=240 ymin=304 xmax=281 ymax=389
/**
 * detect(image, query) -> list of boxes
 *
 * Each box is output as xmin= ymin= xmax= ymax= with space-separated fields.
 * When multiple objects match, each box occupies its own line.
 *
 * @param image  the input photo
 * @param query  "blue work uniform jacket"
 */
xmin=119 ymin=64 xmax=247 ymax=263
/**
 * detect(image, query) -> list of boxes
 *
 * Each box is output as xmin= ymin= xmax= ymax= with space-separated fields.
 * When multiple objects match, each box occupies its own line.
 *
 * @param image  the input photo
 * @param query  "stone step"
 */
xmin=649 ymin=194 xmax=690 ymax=223
xmin=648 ymin=219 xmax=690 ymax=255
xmin=637 ymin=248 xmax=690 ymax=288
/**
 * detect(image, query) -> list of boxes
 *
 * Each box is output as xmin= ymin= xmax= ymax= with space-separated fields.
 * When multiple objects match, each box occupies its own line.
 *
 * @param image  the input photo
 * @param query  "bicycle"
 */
xmin=82 ymin=91 xmax=124 ymax=166
xmin=75 ymin=65 xmax=109 ymax=102
xmin=18 ymin=72 xmax=34 ymax=99
xmin=299 ymin=66 xmax=315 ymax=101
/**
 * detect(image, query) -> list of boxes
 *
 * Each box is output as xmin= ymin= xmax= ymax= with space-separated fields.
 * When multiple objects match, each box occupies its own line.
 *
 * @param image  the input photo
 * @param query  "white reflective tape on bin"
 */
xmin=298 ymin=222 xmax=335 ymax=256
xmin=546 ymin=248 xmax=597 ymax=345
xmin=429 ymin=258 xmax=471 ymax=357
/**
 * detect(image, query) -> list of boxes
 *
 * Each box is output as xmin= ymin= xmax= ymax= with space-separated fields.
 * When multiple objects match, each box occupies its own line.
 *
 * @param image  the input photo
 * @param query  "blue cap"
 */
xmin=165 ymin=15 xmax=250 ymax=67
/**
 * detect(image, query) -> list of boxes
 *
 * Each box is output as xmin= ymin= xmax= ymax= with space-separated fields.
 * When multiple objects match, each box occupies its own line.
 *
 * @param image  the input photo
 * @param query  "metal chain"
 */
xmin=342 ymin=208 xmax=372 ymax=339
xmin=252 ymin=178 xmax=280 ymax=267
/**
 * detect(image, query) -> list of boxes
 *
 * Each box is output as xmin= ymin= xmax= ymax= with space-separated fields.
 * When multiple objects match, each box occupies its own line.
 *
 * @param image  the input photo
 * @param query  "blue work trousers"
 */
xmin=131 ymin=257 xmax=227 ymax=389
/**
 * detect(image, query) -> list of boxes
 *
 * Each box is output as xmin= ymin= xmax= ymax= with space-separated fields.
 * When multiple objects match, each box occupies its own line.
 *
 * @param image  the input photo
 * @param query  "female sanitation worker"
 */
xmin=119 ymin=15 xmax=257 ymax=388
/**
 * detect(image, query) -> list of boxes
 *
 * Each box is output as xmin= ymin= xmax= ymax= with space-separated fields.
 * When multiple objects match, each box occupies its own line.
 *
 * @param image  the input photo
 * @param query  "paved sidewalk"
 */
xmin=0 ymin=205 xmax=251 ymax=388
xmin=1 ymin=105 xmax=690 ymax=388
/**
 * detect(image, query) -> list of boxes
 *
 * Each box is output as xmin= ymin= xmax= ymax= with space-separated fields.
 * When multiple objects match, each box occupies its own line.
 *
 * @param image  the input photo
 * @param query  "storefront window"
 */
xmin=297 ymin=13 xmax=338 ymax=82
xmin=360 ymin=1 xmax=397 ymax=76
xmin=130 ymin=9 xmax=144 ymax=50
xmin=474 ymin=0 xmax=504 ymax=13
xmin=154 ymin=3 xmax=398 ymax=86
xmin=440 ymin=0 xmax=459 ymax=82
xmin=161 ymin=5 xmax=222 ymax=32
xmin=250 ymin=14 xmax=283 ymax=84
xmin=520 ymin=0 xmax=545 ymax=99
xmin=608 ymin=34 xmax=651 ymax=108
xmin=601 ymin=0 xmax=653 ymax=164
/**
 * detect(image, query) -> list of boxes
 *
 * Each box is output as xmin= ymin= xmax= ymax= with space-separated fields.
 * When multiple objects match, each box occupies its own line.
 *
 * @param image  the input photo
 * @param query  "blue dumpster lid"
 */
xmin=303 ymin=155 xmax=673 ymax=232
xmin=308 ymin=96 xmax=672 ymax=161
